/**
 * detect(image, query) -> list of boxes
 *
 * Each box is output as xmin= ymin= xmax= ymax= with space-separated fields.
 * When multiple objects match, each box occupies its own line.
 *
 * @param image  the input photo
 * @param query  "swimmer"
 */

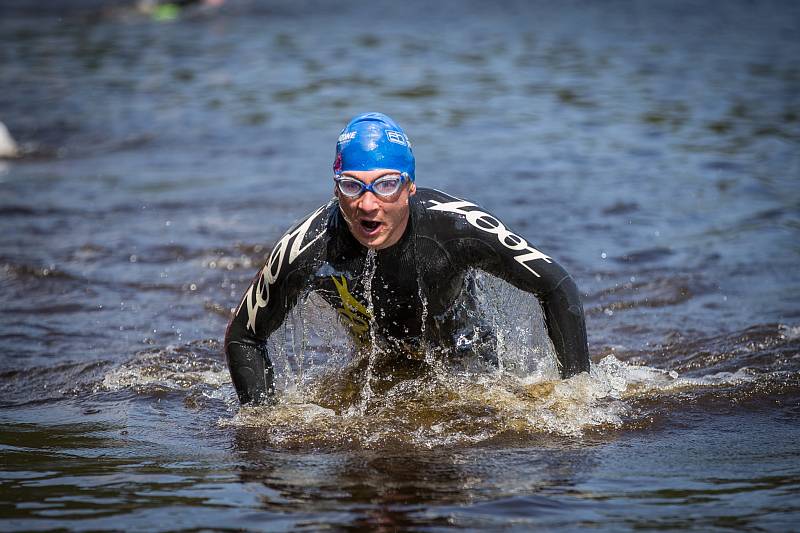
xmin=225 ymin=113 xmax=590 ymax=405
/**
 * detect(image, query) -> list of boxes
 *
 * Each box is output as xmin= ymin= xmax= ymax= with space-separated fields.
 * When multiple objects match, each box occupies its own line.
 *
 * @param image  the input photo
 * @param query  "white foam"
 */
xmin=99 ymin=349 xmax=230 ymax=393
xmin=779 ymin=324 xmax=800 ymax=340
xmin=589 ymin=354 xmax=754 ymax=396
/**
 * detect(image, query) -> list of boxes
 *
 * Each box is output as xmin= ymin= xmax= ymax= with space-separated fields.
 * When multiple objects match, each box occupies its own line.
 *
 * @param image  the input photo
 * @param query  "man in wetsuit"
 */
xmin=225 ymin=113 xmax=590 ymax=406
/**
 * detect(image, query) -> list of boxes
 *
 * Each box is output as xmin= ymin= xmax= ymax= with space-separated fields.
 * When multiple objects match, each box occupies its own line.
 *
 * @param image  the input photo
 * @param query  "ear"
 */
xmin=409 ymin=182 xmax=417 ymax=196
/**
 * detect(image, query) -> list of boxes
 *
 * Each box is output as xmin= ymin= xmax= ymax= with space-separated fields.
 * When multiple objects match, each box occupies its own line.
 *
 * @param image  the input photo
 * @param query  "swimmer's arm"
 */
xmin=451 ymin=218 xmax=590 ymax=378
xmin=494 ymin=253 xmax=590 ymax=378
xmin=224 ymin=272 xmax=300 ymax=406
xmin=537 ymin=273 xmax=591 ymax=378
xmin=501 ymin=252 xmax=590 ymax=378
xmin=224 ymin=203 xmax=330 ymax=405
xmin=225 ymin=321 xmax=275 ymax=406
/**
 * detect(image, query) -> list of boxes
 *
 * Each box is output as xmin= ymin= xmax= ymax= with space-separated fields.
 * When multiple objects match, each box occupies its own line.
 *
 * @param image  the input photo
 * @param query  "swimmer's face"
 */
xmin=335 ymin=169 xmax=416 ymax=250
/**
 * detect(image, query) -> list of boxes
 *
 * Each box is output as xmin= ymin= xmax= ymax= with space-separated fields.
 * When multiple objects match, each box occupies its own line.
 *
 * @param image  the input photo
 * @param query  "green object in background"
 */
xmin=153 ymin=3 xmax=180 ymax=21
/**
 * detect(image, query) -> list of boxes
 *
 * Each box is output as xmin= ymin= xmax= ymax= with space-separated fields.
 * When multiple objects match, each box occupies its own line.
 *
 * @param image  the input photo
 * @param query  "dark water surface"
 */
xmin=2 ymin=0 xmax=799 ymax=530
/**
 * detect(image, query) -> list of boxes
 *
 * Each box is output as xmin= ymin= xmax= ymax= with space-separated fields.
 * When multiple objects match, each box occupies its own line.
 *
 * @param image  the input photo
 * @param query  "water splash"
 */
xmin=418 ymin=278 xmax=433 ymax=366
xmin=359 ymin=249 xmax=379 ymax=412
xmin=212 ymin=274 xmax=770 ymax=449
xmin=97 ymin=341 xmax=232 ymax=405
xmin=221 ymin=350 xmax=761 ymax=449
xmin=62 ymin=306 xmax=767 ymax=450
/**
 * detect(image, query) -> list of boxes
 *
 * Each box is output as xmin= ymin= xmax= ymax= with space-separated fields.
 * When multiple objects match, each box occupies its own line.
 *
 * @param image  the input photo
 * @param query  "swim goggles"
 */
xmin=334 ymin=172 xmax=410 ymax=198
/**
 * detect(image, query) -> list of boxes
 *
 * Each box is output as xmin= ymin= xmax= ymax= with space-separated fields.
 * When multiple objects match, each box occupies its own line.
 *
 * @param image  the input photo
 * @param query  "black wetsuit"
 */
xmin=225 ymin=188 xmax=590 ymax=405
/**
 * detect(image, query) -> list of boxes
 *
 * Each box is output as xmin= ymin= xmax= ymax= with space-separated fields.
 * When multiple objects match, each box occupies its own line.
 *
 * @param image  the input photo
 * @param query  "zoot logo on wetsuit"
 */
xmin=426 ymin=197 xmax=552 ymax=277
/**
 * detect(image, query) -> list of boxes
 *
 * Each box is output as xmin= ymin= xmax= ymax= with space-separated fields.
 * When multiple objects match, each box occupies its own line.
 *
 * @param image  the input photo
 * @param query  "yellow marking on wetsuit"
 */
xmin=331 ymin=275 xmax=371 ymax=342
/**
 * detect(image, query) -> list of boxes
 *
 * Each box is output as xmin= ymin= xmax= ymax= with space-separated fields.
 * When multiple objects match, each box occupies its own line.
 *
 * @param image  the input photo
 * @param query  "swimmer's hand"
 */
xmin=225 ymin=341 xmax=275 ymax=406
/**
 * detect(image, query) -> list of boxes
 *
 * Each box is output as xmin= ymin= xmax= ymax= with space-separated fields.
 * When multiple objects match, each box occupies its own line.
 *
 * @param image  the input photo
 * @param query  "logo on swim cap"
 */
xmin=333 ymin=112 xmax=415 ymax=182
xmin=337 ymin=131 xmax=357 ymax=145
xmin=385 ymin=130 xmax=409 ymax=146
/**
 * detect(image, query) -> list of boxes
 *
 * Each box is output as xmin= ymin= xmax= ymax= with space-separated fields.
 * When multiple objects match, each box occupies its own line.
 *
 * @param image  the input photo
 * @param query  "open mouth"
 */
xmin=360 ymin=219 xmax=382 ymax=233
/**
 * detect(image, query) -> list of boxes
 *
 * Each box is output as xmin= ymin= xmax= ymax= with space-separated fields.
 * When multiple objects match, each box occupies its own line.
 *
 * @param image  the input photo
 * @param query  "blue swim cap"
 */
xmin=333 ymin=112 xmax=415 ymax=182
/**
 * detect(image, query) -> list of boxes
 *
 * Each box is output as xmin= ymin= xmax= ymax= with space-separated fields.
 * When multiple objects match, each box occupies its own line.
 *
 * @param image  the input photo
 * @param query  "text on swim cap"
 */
xmin=337 ymin=131 xmax=357 ymax=145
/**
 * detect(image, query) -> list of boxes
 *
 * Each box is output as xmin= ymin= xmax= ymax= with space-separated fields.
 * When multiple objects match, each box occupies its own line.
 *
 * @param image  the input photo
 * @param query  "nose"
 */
xmin=358 ymin=191 xmax=380 ymax=213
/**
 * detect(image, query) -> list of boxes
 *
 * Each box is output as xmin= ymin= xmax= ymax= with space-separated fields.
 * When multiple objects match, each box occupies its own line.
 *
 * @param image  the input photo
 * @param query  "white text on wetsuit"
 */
xmin=241 ymin=206 xmax=325 ymax=333
xmin=427 ymin=200 xmax=551 ymax=277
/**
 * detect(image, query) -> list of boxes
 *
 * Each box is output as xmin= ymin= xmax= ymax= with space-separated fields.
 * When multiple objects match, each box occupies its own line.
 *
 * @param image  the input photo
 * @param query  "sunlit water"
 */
xmin=1 ymin=0 xmax=799 ymax=530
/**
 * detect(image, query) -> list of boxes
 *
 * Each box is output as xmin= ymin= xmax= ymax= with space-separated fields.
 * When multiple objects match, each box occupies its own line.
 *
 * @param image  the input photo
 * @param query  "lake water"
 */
xmin=1 ymin=0 xmax=799 ymax=530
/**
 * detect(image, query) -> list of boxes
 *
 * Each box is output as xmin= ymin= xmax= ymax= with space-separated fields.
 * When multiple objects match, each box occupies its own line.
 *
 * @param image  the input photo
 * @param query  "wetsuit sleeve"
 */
xmin=428 ymin=198 xmax=590 ymax=378
xmin=224 ymin=205 xmax=328 ymax=405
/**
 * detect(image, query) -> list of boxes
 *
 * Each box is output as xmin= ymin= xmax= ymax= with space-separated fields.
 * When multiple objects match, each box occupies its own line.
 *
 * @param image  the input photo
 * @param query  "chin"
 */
xmin=351 ymin=225 xmax=388 ymax=249
xmin=360 ymin=237 xmax=385 ymax=250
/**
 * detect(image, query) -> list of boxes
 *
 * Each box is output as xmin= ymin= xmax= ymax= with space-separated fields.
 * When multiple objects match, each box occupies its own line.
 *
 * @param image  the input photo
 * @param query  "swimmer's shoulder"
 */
xmin=264 ymin=199 xmax=337 ymax=269
xmin=412 ymin=188 xmax=498 ymax=258
xmin=412 ymin=187 xmax=485 ymax=233
xmin=413 ymin=187 xmax=459 ymax=205
xmin=413 ymin=188 xmax=467 ymax=220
